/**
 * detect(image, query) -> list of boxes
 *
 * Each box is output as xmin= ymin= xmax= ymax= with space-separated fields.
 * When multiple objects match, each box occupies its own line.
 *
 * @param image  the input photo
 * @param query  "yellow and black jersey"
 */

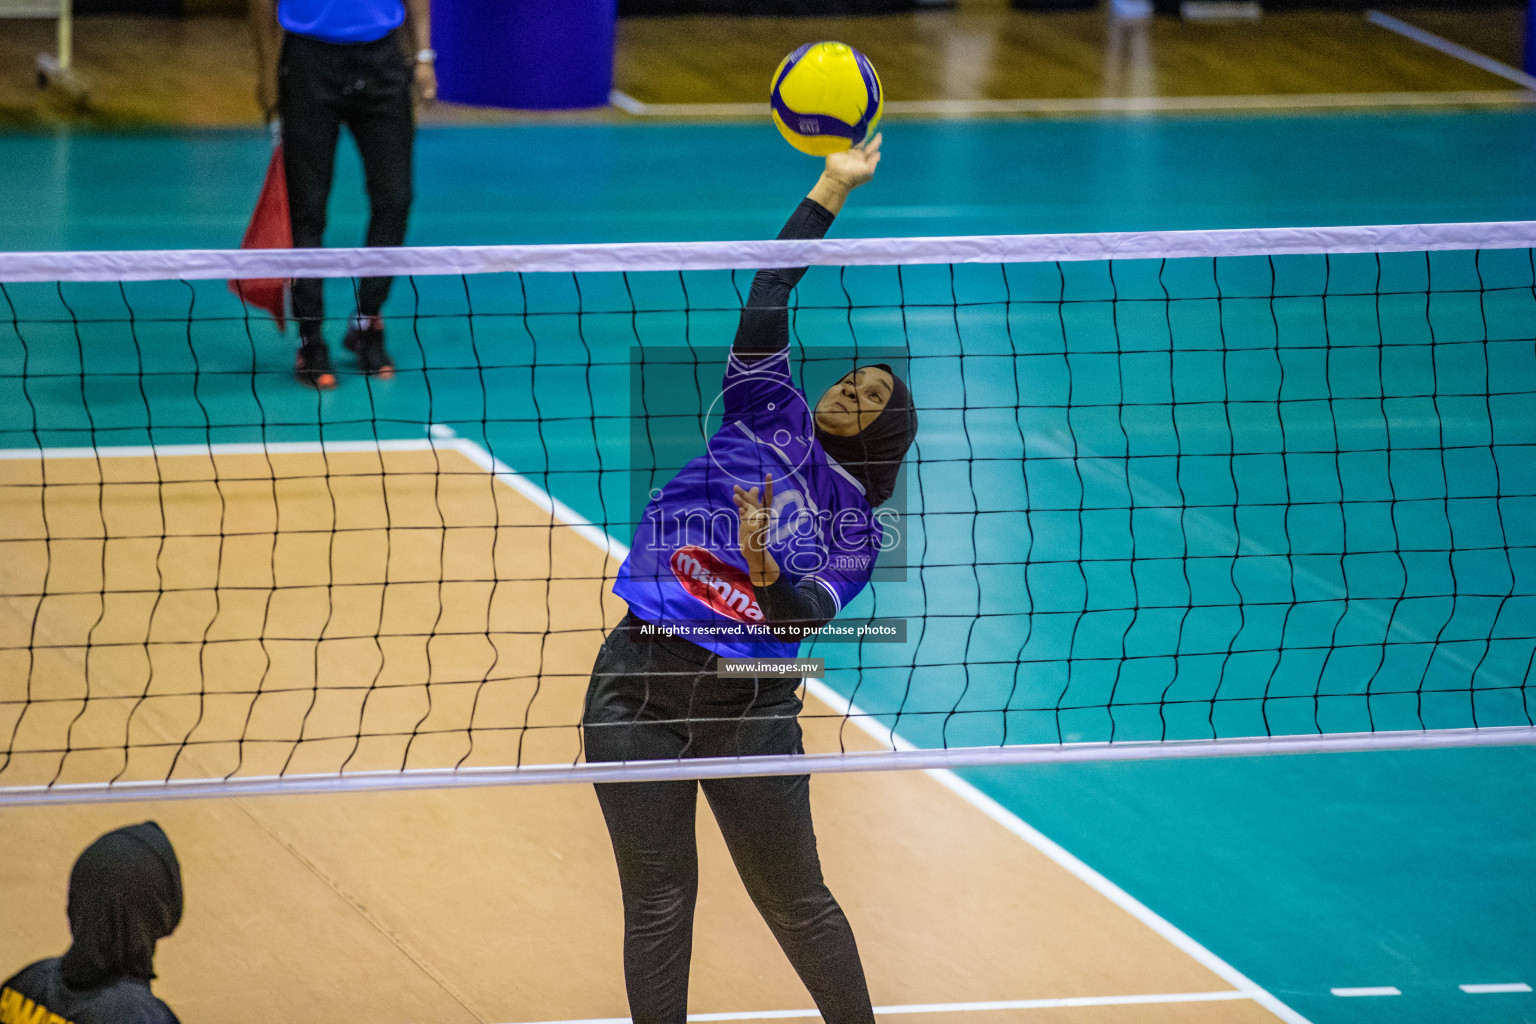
xmin=1 ymin=960 xmax=178 ymax=1024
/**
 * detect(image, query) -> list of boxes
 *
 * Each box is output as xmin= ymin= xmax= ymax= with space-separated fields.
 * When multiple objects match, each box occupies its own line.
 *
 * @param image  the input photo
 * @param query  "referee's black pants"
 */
xmin=278 ymin=31 xmax=415 ymax=342
xmin=583 ymin=613 xmax=875 ymax=1024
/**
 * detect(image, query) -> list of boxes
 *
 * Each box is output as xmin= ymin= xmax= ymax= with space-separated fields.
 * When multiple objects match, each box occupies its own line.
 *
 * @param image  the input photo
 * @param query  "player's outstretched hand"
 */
xmin=732 ymin=474 xmax=780 ymax=587
xmin=824 ymin=133 xmax=882 ymax=192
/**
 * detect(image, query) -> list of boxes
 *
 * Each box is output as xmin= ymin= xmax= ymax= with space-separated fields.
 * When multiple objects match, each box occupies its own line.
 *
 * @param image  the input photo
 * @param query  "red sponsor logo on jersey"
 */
xmin=669 ymin=546 xmax=764 ymax=622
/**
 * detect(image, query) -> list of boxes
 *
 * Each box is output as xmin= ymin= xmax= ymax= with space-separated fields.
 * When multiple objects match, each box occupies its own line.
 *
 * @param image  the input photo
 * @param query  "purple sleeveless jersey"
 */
xmin=615 ymin=349 xmax=886 ymax=657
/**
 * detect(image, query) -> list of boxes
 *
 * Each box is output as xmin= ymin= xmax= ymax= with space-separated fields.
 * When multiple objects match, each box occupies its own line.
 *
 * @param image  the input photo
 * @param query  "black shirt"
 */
xmin=1 ymin=959 xmax=179 ymax=1024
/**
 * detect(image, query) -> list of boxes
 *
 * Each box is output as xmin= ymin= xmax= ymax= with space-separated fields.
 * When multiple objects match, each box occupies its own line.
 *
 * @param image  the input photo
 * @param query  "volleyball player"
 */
xmin=583 ymin=133 xmax=916 ymax=1023
xmin=1 ymin=822 xmax=183 ymax=1024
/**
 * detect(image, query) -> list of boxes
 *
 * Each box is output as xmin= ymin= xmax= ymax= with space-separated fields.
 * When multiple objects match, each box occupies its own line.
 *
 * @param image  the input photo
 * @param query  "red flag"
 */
xmin=229 ymin=143 xmax=290 ymax=329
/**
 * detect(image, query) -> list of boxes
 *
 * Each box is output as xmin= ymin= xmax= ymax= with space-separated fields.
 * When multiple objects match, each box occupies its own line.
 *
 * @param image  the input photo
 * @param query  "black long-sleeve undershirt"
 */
xmin=758 ymin=575 xmax=836 ymax=636
xmin=732 ymin=197 xmax=840 ymax=631
xmin=732 ymin=198 xmax=835 ymax=362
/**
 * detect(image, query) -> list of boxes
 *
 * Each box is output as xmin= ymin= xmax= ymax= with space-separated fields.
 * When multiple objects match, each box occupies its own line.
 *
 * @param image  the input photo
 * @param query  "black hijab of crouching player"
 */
xmin=1 ymin=822 xmax=183 ymax=1024
xmin=582 ymin=136 xmax=911 ymax=1024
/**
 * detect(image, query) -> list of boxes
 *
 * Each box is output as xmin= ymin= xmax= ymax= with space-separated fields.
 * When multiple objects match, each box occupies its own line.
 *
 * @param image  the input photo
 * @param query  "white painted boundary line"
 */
xmin=1367 ymin=11 xmax=1536 ymax=91
xmin=5 ymin=221 xmax=1536 ymax=282
xmin=0 ymin=433 xmax=627 ymax=569
xmin=610 ymin=88 xmax=1533 ymax=119
xmin=1460 ymin=983 xmax=1532 ymax=994
xmin=0 ymin=438 xmax=443 ymax=461
xmin=1330 ymin=986 xmax=1400 ymax=997
xmin=442 ymin=434 xmax=629 ymax=566
xmin=504 ymin=989 xmax=1254 ymax=1024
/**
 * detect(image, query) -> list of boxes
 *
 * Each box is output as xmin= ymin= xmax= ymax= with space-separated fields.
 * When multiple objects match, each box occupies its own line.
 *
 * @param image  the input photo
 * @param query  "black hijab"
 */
xmin=814 ymin=363 xmax=918 ymax=508
xmin=60 ymin=821 xmax=183 ymax=990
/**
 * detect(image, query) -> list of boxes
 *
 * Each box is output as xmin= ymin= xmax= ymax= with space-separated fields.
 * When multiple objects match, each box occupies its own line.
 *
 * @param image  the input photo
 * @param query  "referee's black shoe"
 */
xmin=344 ymin=315 xmax=395 ymax=379
xmin=294 ymin=339 xmax=337 ymax=390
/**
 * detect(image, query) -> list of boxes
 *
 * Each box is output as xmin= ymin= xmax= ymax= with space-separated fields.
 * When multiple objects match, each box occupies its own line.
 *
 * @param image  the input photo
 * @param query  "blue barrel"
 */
xmin=1527 ymin=0 xmax=1536 ymax=75
xmin=434 ymin=0 xmax=617 ymax=110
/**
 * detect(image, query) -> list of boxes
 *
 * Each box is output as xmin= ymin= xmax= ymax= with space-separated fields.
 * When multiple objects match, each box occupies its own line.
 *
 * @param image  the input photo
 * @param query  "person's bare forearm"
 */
xmin=249 ymin=0 xmax=280 ymax=117
xmin=404 ymin=0 xmax=430 ymax=52
xmin=806 ymin=174 xmax=852 ymax=217
xmin=744 ymin=546 xmax=780 ymax=588
xmin=248 ymin=0 xmax=279 ymax=73
xmin=403 ymin=0 xmax=436 ymax=105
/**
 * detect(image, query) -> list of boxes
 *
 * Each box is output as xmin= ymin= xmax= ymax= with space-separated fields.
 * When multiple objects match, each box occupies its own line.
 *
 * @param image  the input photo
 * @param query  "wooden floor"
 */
xmin=0 ymin=0 xmax=1523 ymax=127
xmin=613 ymin=4 xmax=1520 ymax=104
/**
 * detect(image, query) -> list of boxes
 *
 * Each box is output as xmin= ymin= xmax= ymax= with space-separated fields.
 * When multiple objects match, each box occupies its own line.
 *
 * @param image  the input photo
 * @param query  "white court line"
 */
xmin=503 ymin=990 xmax=1254 ymax=1024
xmin=1367 ymin=11 xmax=1536 ymax=91
xmin=0 ymin=438 xmax=442 ymax=460
xmin=0 ymin=432 xmax=631 ymax=569
xmin=1330 ymin=987 xmax=1401 ymax=997
xmin=1460 ymin=983 xmax=1532 ymax=994
xmin=607 ymin=89 xmax=649 ymax=115
xmin=609 ymin=89 xmax=1532 ymax=119
xmin=441 ymin=432 xmax=630 ymax=566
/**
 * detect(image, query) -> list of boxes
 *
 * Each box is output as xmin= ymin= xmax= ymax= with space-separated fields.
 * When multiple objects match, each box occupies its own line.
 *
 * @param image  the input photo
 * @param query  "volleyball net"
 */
xmin=2 ymin=223 xmax=1535 ymax=806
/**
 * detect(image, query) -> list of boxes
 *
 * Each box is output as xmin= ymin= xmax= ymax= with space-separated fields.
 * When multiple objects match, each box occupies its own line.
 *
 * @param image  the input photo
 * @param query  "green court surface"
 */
xmin=3 ymin=111 xmax=1535 ymax=1024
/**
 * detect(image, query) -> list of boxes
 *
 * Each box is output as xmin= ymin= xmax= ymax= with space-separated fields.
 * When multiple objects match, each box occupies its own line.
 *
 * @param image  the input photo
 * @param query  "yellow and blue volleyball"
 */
xmin=770 ymin=42 xmax=883 ymax=157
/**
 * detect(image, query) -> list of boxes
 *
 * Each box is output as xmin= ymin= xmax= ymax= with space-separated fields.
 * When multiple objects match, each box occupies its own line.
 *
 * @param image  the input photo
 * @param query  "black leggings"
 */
xmin=278 ymin=31 xmax=415 ymax=340
xmin=582 ymin=614 xmax=874 ymax=1024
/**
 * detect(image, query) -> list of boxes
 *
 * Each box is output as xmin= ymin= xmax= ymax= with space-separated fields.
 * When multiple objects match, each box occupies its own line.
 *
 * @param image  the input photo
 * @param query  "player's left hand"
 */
xmin=414 ymin=61 xmax=437 ymax=108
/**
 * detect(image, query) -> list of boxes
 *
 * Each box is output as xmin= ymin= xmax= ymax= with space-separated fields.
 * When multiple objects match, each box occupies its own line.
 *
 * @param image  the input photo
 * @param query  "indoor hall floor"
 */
xmin=0 ymin=0 xmax=1525 ymax=127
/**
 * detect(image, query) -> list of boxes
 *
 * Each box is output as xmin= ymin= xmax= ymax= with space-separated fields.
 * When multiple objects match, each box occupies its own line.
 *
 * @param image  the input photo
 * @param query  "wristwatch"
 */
xmin=415 ymin=48 xmax=436 ymax=64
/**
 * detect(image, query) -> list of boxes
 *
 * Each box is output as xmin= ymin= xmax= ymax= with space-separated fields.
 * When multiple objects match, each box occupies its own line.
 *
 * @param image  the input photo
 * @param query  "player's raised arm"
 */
xmin=731 ymin=134 xmax=883 ymax=363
